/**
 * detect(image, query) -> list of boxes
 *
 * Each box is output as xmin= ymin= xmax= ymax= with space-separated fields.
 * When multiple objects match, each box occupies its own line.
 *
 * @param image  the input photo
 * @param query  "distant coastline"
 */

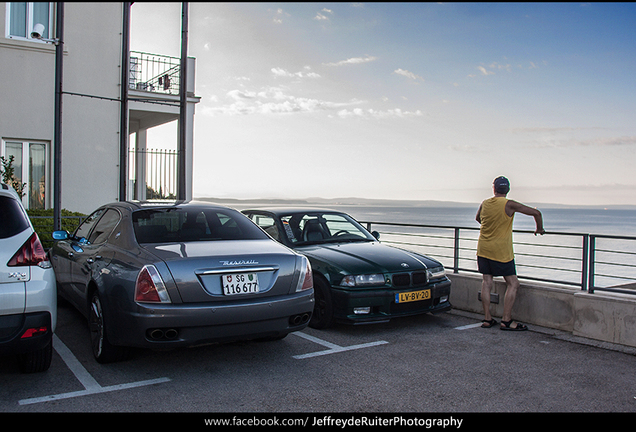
xmin=195 ymin=196 xmax=636 ymax=211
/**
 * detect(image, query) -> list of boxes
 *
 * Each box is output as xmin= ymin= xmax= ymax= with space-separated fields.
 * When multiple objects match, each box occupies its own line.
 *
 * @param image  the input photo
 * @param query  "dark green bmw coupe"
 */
xmin=243 ymin=208 xmax=451 ymax=329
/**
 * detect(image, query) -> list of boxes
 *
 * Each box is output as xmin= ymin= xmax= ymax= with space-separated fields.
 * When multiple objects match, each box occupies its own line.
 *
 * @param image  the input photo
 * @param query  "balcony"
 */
xmin=126 ymin=51 xmax=200 ymax=202
xmin=129 ymin=51 xmax=181 ymax=95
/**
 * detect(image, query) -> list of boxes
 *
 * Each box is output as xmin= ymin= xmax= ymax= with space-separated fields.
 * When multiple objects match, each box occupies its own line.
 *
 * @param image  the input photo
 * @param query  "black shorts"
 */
xmin=477 ymin=256 xmax=516 ymax=277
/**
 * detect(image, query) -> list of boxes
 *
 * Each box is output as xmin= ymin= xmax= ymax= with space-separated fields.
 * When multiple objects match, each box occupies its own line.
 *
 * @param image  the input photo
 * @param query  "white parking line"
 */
xmin=291 ymin=331 xmax=388 ymax=359
xmin=18 ymin=335 xmax=170 ymax=406
xmin=454 ymin=323 xmax=484 ymax=330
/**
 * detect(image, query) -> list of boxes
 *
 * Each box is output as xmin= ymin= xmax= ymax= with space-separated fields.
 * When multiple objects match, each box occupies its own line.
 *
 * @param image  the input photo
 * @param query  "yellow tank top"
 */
xmin=477 ymin=197 xmax=514 ymax=262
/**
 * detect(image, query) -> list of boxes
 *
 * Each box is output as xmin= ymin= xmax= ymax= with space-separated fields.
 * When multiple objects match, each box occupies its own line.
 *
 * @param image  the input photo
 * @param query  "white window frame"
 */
xmin=1 ymin=139 xmax=50 ymax=210
xmin=5 ymin=2 xmax=54 ymax=42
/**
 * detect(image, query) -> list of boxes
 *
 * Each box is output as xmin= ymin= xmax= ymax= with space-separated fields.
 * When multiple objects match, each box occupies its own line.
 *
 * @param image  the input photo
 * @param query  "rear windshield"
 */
xmin=0 ymin=196 xmax=30 ymax=239
xmin=132 ymin=207 xmax=269 ymax=243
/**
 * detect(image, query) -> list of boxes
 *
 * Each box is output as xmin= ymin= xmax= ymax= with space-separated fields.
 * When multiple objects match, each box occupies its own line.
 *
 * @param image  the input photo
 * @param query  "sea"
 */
xmin=207 ymin=197 xmax=636 ymax=237
xmin=331 ymin=205 xmax=636 ymax=237
xmin=206 ymin=197 xmax=636 ymax=289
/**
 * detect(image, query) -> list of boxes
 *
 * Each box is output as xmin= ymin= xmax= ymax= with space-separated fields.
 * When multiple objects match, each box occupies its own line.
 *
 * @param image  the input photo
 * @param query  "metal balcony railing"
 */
xmin=361 ymin=221 xmax=636 ymax=295
xmin=129 ymin=51 xmax=180 ymax=95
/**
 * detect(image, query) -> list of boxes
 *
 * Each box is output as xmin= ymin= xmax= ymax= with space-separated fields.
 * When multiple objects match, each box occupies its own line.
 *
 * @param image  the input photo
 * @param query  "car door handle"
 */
xmin=86 ymin=256 xmax=102 ymax=264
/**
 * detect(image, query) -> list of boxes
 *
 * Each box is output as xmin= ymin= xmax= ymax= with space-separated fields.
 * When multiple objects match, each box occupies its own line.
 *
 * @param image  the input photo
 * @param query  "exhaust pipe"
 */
xmin=289 ymin=313 xmax=311 ymax=326
xmin=164 ymin=329 xmax=178 ymax=340
xmin=149 ymin=329 xmax=164 ymax=340
xmin=148 ymin=328 xmax=179 ymax=340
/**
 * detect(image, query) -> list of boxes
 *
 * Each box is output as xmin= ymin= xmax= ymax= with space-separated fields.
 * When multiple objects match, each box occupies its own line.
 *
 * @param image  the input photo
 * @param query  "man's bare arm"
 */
xmin=506 ymin=200 xmax=545 ymax=235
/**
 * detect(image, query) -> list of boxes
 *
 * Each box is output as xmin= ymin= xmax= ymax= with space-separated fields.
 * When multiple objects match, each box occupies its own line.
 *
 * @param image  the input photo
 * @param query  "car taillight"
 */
xmin=8 ymin=233 xmax=49 ymax=267
xmin=134 ymin=265 xmax=171 ymax=303
xmin=296 ymin=258 xmax=313 ymax=292
xmin=21 ymin=327 xmax=48 ymax=338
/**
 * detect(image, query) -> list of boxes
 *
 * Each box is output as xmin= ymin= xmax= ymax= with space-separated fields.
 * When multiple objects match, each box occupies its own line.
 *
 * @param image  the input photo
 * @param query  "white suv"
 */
xmin=0 ymin=183 xmax=56 ymax=372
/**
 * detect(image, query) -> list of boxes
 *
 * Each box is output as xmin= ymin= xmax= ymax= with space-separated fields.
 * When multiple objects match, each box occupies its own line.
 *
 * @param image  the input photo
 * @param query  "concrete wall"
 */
xmin=448 ymin=273 xmax=636 ymax=349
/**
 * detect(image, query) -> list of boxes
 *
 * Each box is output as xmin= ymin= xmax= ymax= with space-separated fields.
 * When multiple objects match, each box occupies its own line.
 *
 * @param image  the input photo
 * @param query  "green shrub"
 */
xmin=27 ymin=209 xmax=86 ymax=249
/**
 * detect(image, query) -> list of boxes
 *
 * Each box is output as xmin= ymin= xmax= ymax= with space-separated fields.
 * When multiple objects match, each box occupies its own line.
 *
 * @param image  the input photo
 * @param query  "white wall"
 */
xmin=0 ymin=3 xmax=124 ymax=214
xmin=59 ymin=3 xmax=124 ymax=213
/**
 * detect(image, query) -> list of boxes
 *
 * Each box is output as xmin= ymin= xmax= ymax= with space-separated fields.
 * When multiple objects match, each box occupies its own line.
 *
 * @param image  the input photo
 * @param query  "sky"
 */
xmin=130 ymin=2 xmax=636 ymax=207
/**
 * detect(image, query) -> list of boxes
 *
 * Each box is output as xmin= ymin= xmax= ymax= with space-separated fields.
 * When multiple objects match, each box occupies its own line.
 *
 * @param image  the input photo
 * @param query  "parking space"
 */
xmin=2 ymin=301 xmax=636 ymax=413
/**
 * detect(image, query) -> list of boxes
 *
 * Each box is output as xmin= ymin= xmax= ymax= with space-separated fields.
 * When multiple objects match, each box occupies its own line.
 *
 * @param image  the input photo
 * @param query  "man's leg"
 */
xmin=481 ymin=274 xmax=494 ymax=321
xmin=502 ymin=275 xmax=524 ymax=328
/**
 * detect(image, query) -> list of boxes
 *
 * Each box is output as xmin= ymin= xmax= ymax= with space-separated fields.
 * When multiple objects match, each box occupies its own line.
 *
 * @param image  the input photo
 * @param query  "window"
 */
xmin=6 ymin=2 xmax=53 ymax=41
xmin=0 ymin=196 xmax=30 ymax=239
xmin=88 ymin=209 xmax=121 ymax=244
xmin=247 ymin=214 xmax=281 ymax=241
xmin=279 ymin=212 xmax=374 ymax=245
xmin=132 ymin=207 xmax=269 ymax=243
xmin=1 ymin=140 xmax=49 ymax=209
xmin=74 ymin=209 xmax=105 ymax=241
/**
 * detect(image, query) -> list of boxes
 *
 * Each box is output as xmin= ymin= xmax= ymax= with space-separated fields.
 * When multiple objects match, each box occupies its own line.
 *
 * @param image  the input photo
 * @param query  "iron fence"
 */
xmin=362 ymin=221 xmax=636 ymax=295
xmin=129 ymin=148 xmax=178 ymax=200
xmin=129 ymin=51 xmax=180 ymax=95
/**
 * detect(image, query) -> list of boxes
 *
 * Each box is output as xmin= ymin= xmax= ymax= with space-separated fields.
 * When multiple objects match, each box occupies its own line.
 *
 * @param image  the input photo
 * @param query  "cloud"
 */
xmin=477 ymin=66 xmax=495 ymax=76
xmin=472 ymin=60 xmax=545 ymax=77
xmin=393 ymin=68 xmax=423 ymax=81
xmin=577 ymin=136 xmax=636 ymax=147
xmin=271 ymin=66 xmax=321 ymax=79
xmin=510 ymin=127 xmax=636 ymax=149
xmin=203 ymin=87 xmax=364 ymax=116
xmin=271 ymin=8 xmax=289 ymax=24
xmin=314 ymin=8 xmax=333 ymax=21
xmin=227 ymin=89 xmax=257 ymax=100
xmin=323 ymin=56 xmax=377 ymax=66
xmin=208 ymin=86 xmax=423 ymax=119
xmin=336 ymin=107 xmax=424 ymax=119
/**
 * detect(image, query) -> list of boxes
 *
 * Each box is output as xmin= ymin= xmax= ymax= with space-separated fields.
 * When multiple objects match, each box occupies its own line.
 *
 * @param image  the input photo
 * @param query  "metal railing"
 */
xmin=362 ymin=221 xmax=636 ymax=295
xmin=129 ymin=148 xmax=178 ymax=200
xmin=30 ymin=214 xmax=636 ymax=296
xmin=129 ymin=51 xmax=180 ymax=95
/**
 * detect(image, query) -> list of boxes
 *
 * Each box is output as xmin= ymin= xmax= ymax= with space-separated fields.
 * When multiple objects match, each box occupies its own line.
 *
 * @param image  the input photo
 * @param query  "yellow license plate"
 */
xmin=395 ymin=289 xmax=431 ymax=303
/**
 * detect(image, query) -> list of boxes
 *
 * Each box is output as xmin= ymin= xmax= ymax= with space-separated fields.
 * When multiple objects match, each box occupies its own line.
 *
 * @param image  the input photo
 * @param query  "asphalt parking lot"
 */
xmin=2 ymin=299 xmax=635 ymax=418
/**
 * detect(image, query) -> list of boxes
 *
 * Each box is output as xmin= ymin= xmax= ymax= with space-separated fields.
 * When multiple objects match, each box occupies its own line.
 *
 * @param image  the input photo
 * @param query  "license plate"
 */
xmin=222 ymin=273 xmax=259 ymax=295
xmin=395 ymin=289 xmax=431 ymax=303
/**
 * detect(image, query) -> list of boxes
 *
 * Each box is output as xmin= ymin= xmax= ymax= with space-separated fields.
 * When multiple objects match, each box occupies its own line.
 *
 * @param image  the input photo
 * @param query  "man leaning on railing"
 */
xmin=476 ymin=176 xmax=545 ymax=331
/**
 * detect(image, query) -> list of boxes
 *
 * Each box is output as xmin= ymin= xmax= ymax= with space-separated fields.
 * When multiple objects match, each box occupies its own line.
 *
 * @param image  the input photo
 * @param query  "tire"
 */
xmin=308 ymin=275 xmax=334 ymax=329
xmin=89 ymin=292 xmax=129 ymax=363
xmin=18 ymin=339 xmax=52 ymax=373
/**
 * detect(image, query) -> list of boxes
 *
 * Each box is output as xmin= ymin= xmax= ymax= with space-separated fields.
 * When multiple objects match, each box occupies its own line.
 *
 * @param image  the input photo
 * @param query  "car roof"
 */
xmin=0 ymin=182 xmax=20 ymax=200
xmin=243 ymin=207 xmax=344 ymax=216
xmin=100 ymin=200 xmax=239 ymax=212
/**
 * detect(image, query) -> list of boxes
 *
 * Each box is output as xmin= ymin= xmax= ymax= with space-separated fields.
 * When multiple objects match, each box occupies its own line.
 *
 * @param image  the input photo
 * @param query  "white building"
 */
xmin=0 ymin=2 xmax=199 ymax=214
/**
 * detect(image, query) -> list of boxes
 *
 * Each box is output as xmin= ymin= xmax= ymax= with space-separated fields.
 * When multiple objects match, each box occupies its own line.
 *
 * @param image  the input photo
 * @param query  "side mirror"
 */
xmin=372 ymin=231 xmax=380 ymax=240
xmin=52 ymin=230 xmax=69 ymax=240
